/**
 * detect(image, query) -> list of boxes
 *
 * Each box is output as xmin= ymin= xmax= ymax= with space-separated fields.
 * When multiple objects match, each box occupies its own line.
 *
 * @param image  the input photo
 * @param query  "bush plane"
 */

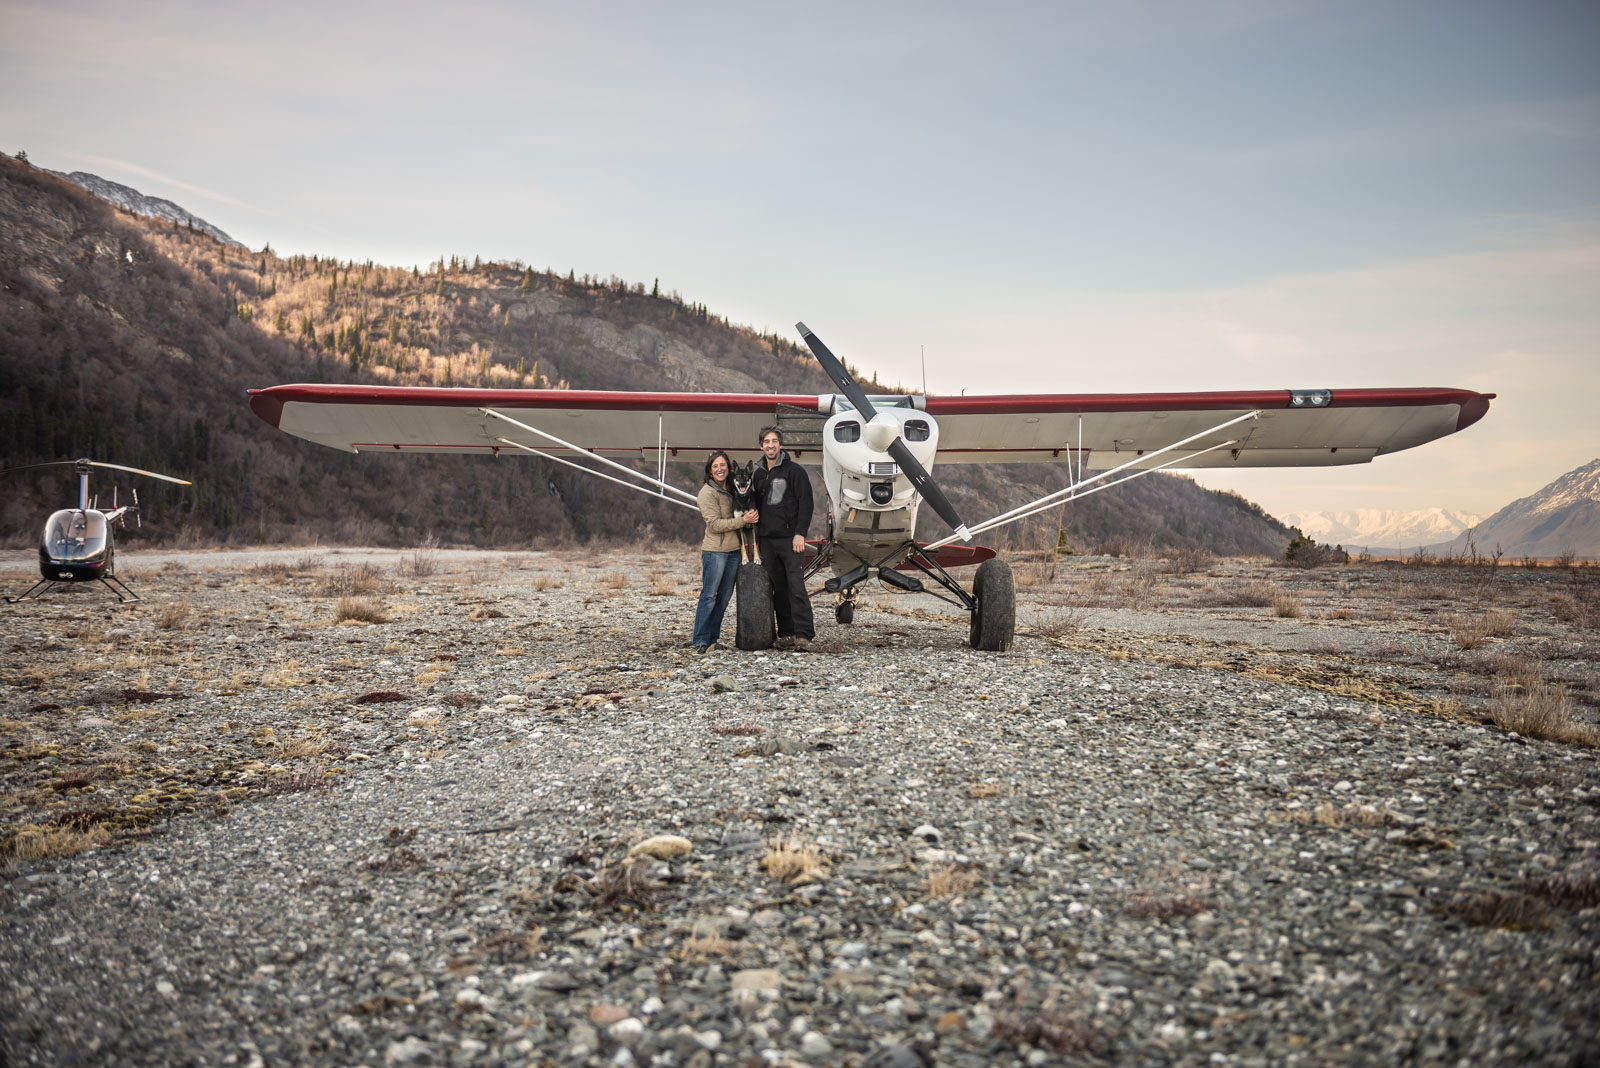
xmin=248 ymin=324 xmax=1493 ymax=650
xmin=3 ymin=459 xmax=193 ymax=603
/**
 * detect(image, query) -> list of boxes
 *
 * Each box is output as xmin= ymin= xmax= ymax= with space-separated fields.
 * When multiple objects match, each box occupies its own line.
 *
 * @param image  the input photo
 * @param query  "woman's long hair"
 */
xmin=703 ymin=449 xmax=733 ymax=488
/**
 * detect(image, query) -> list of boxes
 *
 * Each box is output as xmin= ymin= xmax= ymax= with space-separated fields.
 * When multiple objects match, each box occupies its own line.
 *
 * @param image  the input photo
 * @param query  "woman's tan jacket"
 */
xmin=698 ymin=482 xmax=746 ymax=553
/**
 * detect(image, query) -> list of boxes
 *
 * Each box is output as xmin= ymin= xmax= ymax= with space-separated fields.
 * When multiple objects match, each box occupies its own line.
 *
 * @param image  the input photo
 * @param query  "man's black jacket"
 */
xmin=750 ymin=451 xmax=813 ymax=539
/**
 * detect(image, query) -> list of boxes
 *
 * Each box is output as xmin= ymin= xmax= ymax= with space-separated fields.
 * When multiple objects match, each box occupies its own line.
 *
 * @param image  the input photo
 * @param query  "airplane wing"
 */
xmin=925 ymin=387 xmax=1493 ymax=468
xmin=247 ymin=384 xmax=1492 ymax=470
xmin=247 ymin=385 xmax=821 ymax=464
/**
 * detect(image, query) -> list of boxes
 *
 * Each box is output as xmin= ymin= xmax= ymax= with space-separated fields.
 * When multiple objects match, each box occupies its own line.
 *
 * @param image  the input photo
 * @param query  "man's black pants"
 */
xmin=759 ymin=536 xmax=815 ymax=641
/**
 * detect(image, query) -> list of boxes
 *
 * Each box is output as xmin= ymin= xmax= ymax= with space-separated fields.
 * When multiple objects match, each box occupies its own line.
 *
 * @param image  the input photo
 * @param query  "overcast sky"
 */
xmin=4 ymin=0 xmax=1596 ymax=521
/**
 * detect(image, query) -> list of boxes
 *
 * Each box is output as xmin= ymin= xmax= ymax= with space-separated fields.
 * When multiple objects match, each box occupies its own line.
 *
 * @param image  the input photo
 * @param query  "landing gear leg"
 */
xmin=834 ymin=588 xmax=857 ymax=625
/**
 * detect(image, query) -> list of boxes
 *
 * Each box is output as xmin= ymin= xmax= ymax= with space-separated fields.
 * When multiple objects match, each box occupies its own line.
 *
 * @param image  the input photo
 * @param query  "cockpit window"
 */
xmin=44 ymin=510 xmax=108 ymax=561
xmin=833 ymin=420 xmax=861 ymax=443
xmin=904 ymin=419 xmax=931 ymax=442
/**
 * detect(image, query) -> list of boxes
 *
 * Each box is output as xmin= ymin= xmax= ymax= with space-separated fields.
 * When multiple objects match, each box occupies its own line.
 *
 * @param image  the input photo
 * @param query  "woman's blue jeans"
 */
xmin=692 ymin=550 xmax=740 ymax=647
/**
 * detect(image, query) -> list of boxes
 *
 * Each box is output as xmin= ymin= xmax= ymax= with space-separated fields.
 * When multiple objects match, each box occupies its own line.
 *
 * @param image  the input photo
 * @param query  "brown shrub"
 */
xmin=1489 ymin=674 xmax=1597 ymax=746
xmin=761 ymin=837 xmax=830 ymax=884
xmin=1273 ymin=591 xmax=1303 ymax=618
xmin=927 ymin=863 xmax=985 ymax=898
xmin=335 ymin=596 xmax=390 ymax=624
xmin=157 ymin=600 xmax=191 ymax=630
xmin=323 ymin=563 xmax=384 ymax=597
xmin=1199 ymin=581 xmax=1277 ymax=607
xmin=1164 ymin=546 xmax=1215 ymax=574
xmin=400 ymin=536 xmax=441 ymax=578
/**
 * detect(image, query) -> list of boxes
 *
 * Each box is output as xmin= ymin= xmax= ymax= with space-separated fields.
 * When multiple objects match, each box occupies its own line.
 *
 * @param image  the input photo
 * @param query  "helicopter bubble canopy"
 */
xmin=43 ymin=509 xmax=108 ymax=562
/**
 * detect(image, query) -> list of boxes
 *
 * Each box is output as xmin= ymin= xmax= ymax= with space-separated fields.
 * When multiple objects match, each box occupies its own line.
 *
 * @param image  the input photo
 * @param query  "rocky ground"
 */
xmin=1 ymin=546 xmax=1597 ymax=1067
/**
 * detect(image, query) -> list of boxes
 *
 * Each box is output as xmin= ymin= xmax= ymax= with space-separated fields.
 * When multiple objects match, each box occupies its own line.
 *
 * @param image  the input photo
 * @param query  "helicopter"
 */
xmin=3 ymin=459 xmax=192 ymax=603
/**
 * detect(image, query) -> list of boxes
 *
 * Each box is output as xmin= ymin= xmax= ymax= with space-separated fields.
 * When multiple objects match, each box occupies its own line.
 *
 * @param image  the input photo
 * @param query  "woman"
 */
xmin=692 ymin=450 xmax=757 ymax=652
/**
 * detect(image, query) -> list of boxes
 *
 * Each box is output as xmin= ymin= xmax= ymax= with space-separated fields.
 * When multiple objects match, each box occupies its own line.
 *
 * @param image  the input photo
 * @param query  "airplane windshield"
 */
xmin=833 ymin=395 xmax=915 ymax=412
xmin=44 ymin=510 xmax=108 ymax=561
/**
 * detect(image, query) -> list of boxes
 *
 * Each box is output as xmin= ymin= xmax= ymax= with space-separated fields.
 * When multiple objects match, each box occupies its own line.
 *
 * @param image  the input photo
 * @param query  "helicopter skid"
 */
xmin=6 ymin=574 xmax=140 ymax=604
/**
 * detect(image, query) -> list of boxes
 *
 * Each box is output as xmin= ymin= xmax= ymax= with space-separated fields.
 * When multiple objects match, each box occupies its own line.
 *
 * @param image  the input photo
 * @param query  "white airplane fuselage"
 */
xmin=817 ymin=405 xmax=940 ymax=574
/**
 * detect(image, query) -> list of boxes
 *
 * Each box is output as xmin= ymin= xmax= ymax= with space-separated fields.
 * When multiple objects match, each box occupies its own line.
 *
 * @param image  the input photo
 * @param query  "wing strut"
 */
xmin=493 ymin=438 xmax=699 ymax=512
xmin=480 ymin=407 xmax=701 ymax=509
xmin=924 ymin=409 xmax=1261 ymax=551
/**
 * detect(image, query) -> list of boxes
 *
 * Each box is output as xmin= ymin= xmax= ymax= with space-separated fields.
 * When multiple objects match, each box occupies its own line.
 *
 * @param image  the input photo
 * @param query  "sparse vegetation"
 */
xmin=401 ymin=536 xmax=441 ymax=577
xmin=927 ymin=863 xmax=986 ymax=898
xmin=760 ymin=837 xmax=830 ymax=884
xmin=334 ymin=595 xmax=389 ymax=623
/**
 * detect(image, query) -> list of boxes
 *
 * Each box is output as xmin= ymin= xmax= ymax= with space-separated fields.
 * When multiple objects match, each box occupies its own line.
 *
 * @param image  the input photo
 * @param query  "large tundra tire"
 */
xmin=735 ymin=563 xmax=776 ymax=651
xmin=968 ymin=558 xmax=1015 ymax=651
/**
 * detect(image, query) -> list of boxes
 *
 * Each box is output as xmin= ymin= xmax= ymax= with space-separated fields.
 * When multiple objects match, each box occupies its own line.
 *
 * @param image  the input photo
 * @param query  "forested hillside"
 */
xmin=1 ymin=155 xmax=1293 ymax=555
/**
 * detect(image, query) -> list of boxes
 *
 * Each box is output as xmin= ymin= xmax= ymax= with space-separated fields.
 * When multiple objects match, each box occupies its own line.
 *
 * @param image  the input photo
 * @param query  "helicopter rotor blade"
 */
xmin=84 ymin=461 xmax=193 ymax=486
xmin=1 ymin=460 xmax=192 ymax=485
xmin=0 ymin=461 xmax=81 ymax=476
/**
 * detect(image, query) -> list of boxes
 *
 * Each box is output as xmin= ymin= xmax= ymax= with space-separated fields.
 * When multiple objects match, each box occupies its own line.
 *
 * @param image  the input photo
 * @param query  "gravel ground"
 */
xmin=2 ymin=547 xmax=1597 ymax=1067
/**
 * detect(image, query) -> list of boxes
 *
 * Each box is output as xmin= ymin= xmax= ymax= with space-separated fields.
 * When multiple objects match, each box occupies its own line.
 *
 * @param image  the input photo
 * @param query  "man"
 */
xmin=749 ymin=426 xmax=815 ymax=651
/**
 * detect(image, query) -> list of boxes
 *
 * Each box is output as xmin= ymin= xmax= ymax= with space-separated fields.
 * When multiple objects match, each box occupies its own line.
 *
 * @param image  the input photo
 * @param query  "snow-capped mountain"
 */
xmin=53 ymin=171 xmax=244 ymax=248
xmin=1280 ymin=507 xmax=1482 ymax=549
xmin=1430 ymin=459 xmax=1600 ymax=561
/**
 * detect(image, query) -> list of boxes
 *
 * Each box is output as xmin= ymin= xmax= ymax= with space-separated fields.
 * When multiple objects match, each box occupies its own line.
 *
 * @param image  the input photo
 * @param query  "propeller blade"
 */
xmin=798 ymin=321 xmax=971 ymax=542
xmin=85 ymin=461 xmax=193 ymax=486
xmin=796 ymin=322 xmax=878 ymax=422
xmin=887 ymin=439 xmax=971 ymax=542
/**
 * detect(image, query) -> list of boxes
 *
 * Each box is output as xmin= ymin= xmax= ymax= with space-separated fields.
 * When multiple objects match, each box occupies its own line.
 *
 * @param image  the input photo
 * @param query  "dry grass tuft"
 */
xmin=761 ymin=837 xmax=830 ymax=884
xmin=1126 ymin=864 xmax=1216 ymax=919
xmin=335 ymin=595 xmax=390 ymax=624
xmin=1519 ymin=870 xmax=1600 ymax=910
xmin=990 ymin=993 xmax=1105 ymax=1056
xmin=927 ymin=863 xmax=986 ymax=898
xmin=1449 ymin=610 xmax=1513 ymax=649
xmin=647 ymin=572 xmax=678 ymax=596
xmin=1272 ymin=591 xmax=1303 ymax=618
xmin=1033 ymin=605 xmax=1092 ymax=638
xmin=530 ymin=573 xmax=561 ymax=591
xmin=157 ymin=600 xmax=191 ymax=630
xmin=599 ymin=570 xmax=628 ymax=590
xmin=675 ymin=927 xmax=740 ymax=962
xmin=1200 ymin=581 xmax=1277 ymax=608
xmin=323 ymin=563 xmax=384 ymax=597
xmin=1446 ymin=888 xmax=1552 ymax=930
xmin=400 ymin=536 xmax=441 ymax=578
xmin=1489 ymin=669 xmax=1597 ymax=746
xmin=551 ymin=859 xmax=665 ymax=910
xmin=3 ymin=822 xmax=112 ymax=866
xmin=1165 ymin=546 xmax=1215 ymax=574
xmin=259 ymin=768 xmax=333 ymax=797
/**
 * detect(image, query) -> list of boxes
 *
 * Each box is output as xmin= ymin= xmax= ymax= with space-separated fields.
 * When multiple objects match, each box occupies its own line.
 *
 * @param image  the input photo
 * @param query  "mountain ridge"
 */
xmin=1 ymin=153 xmax=1295 ymax=555
xmin=1429 ymin=458 xmax=1600 ymax=561
xmin=1280 ymin=506 xmax=1482 ymax=548
xmin=51 ymin=170 xmax=244 ymax=248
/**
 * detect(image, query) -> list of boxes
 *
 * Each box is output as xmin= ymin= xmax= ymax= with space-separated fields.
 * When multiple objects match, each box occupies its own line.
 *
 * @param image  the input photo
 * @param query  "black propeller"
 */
xmin=796 ymin=322 xmax=970 ymax=542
